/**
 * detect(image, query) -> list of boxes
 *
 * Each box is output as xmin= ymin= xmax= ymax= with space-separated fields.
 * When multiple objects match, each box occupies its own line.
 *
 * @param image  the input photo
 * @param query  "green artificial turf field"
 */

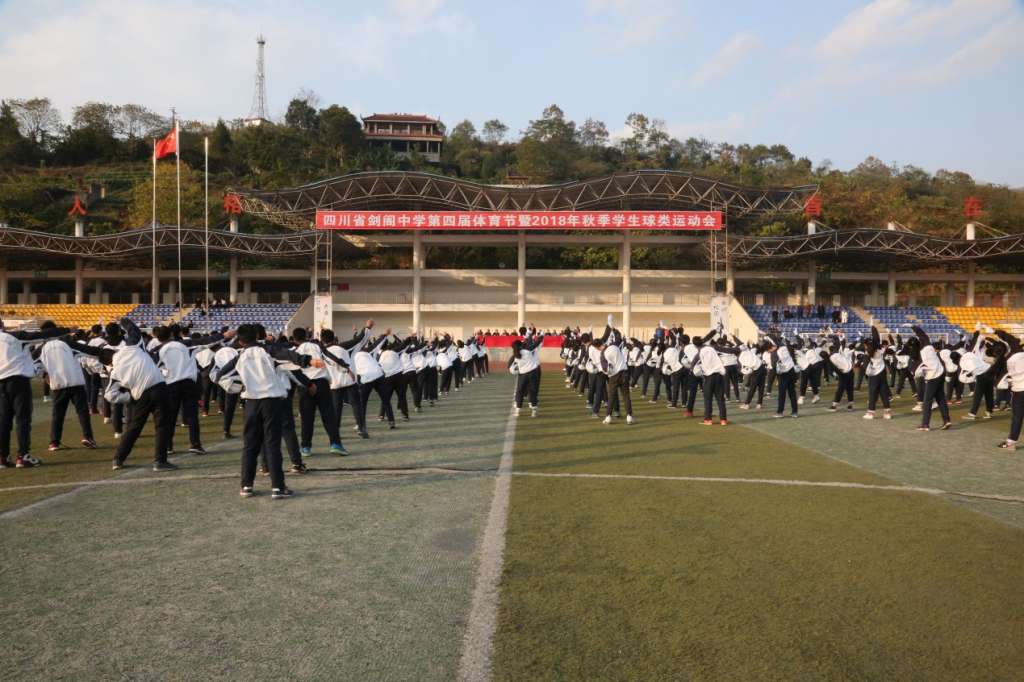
xmin=2 ymin=373 xmax=1022 ymax=680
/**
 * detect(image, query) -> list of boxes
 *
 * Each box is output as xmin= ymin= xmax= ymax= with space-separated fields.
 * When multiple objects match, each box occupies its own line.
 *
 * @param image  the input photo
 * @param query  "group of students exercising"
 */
xmin=0 ymin=317 xmax=490 ymax=498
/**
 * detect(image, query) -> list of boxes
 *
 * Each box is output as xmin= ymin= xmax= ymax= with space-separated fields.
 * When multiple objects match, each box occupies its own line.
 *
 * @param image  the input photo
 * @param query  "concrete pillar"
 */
xmin=0 ymin=266 xmax=7 ymax=305
xmin=621 ymin=233 xmax=632 ymax=335
xmin=229 ymin=214 xmax=239 ymax=304
xmin=807 ymin=260 xmax=816 ymax=305
xmin=966 ymin=261 xmax=976 ymax=307
xmin=151 ymin=268 xmax=160 ymax=306
xmin=870 ymin=281 xmax=879 ymax=307
xmin=887 ymin=270 xmax=896 ymax=306
xmin=242 ymin=279 xmax=252 ymax=305
xmin=74 ymin=218 xmax=85 ymax=238
xmin=168 ymin=278 xmax=176 ymax=305
xmin=965 ymin=222 xmax=976 ymax=241
xmin=74 ymin=258 xmax=84 ymax=305
xmin=725 ymin=261 xmax=735 ymax=298
xmin=516 ymin=231 xmax=526 ymax=329
xmin=412 ymin=231 xmax=423 ymax=333
xmin=22 ymin=280 xmax=32 ymax=305
xmin=807 ymin=221 xmax=816 ymax=235
xmin=886 ymin=221 xmax=897 ymax=231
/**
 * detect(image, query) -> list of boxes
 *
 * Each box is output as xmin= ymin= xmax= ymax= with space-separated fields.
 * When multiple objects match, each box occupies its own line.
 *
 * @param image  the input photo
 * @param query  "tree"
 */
xmin=481 ymin=119 xmax=508 ymax=144
xmin=516 ymin=105 xmax=579 ymax=183
xmin=127 ymin=161 xmax=208 ymax=227
xmin=285 ymin=97 xmax=319 ymax=132
xmin=71 ymin=102 xmax=118 ymax=134
xmin=9 ymin=97 xmax=62 ymax=149
xmin=113 ymin=104 xmax=166 ymax=140
xmin=0 ymin=100 xmax=34 ymax=164
xmin=318 ymin=105 xmax=364 ymax=169
xmin=578 ymin=117 xmax=609 ymax=150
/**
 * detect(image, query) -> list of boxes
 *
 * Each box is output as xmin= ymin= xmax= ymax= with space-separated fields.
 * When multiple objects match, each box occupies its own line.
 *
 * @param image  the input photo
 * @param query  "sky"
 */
xmin=1 ymin=0 xmax=1022 ymax=185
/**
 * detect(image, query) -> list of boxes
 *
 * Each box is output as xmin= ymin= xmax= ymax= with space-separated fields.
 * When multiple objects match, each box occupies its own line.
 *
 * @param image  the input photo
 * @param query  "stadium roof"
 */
xmin=229 ymin=170 xmax=821 ymax=230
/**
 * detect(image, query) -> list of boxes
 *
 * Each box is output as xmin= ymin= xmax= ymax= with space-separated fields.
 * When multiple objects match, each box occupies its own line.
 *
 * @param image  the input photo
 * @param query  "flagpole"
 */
xmin=204 ymin=135 xmax=209 ymax=312
xmin=152 ymin=138 xmax=158 ymax=305
xmin=175 ymin=117 xmax=182 ymax=318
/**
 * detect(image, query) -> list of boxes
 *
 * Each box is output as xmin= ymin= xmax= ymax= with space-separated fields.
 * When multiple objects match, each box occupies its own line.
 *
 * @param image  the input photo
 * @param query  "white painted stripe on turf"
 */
xmin=458 ymin=406 xmax=517 ymax=682
xmin=511 ymin=471 xmax=1024 ymax=504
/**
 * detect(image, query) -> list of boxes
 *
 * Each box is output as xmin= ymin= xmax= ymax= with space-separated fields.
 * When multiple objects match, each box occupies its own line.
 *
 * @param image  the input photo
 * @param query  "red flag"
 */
xmin=154 ymin=127 xmax=177 ymax=159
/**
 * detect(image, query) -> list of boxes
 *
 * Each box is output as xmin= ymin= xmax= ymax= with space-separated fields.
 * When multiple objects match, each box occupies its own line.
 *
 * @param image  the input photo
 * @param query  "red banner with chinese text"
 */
xmin=315 ymin=210 xmax=722 ymax=231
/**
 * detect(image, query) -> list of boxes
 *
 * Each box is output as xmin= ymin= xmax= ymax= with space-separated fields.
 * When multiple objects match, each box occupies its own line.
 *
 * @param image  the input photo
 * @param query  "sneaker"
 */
xmin=998 ymin=440 xmax=1017 ymax=451
xmin=962 ymin=413 xmax=976 ymax=420
xmin=112 ymin=459 xmax=125 ymax=470
xmin=829 ymin=404 xmax=838 ymax=412
xmin=797 ymin=396 xmax=804 ymax=405
xmin=983 ymin=413 xmax=993 ymax=420
xmin=940 ymin=422 xmax=951 ymax=430
xmin=863 ymin=412 xmax=875 ymax=420
xmin=80 ymin=438 xmax=98 ymax=449
xmin=531 ymin=407 xmax=538 ymax=418
xmin=667 ymin=404 xmax=677 ymax=409
xmin=684 ymin=411 xmax=694 ymax=418
xmin=0 ymin=456 xmax=11 ymax=469
xmin=912 ymin=404 xmax=922 ymax=413
xmin=271 ymin=487 xmax=294 ymax=500
xmin=300 ymin=447 xmax=312 ymax=457
xmin=883 ymin=411 xmax=893 ymax=420
xmin=790 ymin=413 xmax=799 ymax=418
xmin=755 ymin=404 xmax=763 ymax=410
xmin=329 ymin=443 xmax=350 ymax=457
xmin=103 ymin=417 xmax=111 ymax=424
xmin=259 ymin=465 xmax=270 ymax=476
xmin=514 ymin=408 xmax=521 ymax=417
xmin=812 ymin=395 xmax=821 ymax=404
xmin=201 ymin=412 xmax=209 ymax=418
xmin=290 ymin=463 xmax=308 ymax=474
xmin=239 ymin=486 xmax=254 ymax=498
xmin=353 ymin=425 xmax=361 ymax=432
xmin=16 ymin=455 xmax=40 ymax=468
xmin=846 ymin=404 xmax=854 ymax=411
xmin=48 ymin=441 xmax=63 ymax=451
xmin=701 ymin=419 xmax=713 ymax=426
xmin=773 ymin=413 xmax=784 ymax=419
xmin=916 ymin=426 xmax=930 ymax=432
xmin=358 ymin=431 xmax=370 ymax=439
xmin=189 ymin=445 xmax=207 ymax=456
xmin=720 ymin=419 xmax=728 ymax=426
xmin=152 ymin=461 xmax=178 ymax=471
xmin=626 ymin=415 xmax=635 ymax=425
xmin=42 ymin=396 xmax=49 ymax=403
xmin=603 ymin=416 xmax=612 ymax=425
xmin=740 ymin=404 xmax=750 ymax=410
xmin=223 ymin=432 xmax=234 ymax=439
xmin=389 ymin=423 xmax=396 ymax=430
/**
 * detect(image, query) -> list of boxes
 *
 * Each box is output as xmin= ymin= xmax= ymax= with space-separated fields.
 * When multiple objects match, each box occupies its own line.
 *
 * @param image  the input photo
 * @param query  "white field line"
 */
xmin=457 ymin=406 xmax=517 ymax=682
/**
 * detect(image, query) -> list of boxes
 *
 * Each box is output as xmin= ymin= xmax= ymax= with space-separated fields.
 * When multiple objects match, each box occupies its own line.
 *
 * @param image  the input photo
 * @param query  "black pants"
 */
xmin=116 ymin=383 xmax=171 ymax=465
xmin=833 ymin=371 xmax=854 ymax=404
xmin=588 ymin=373 xmax=605 ymax=413
xmin=685 ymin=374 xmax=702 ymax=413
xmin=167 ymin=379 xmax=202 ymax=449
xmin=866 ymin=373 xmax=891 ymax=411
xmin=515 ymin=368 xmax=540 ymax=409
xmin=50 ymin=385 xmax=94 ymax=444
xmin=453 ymin=359 xmax=464 ymax=389
xmin=776 ymin=371 xmax=798 ymax=415
xmin=86 ymin=372 xmax=101 ymax=412
xmin=356 ymin=379 xmax=380 ymax=433
xmin=921 ymin=376 xmax=950 ymax=428
xmin=668 ymin=370 xmax=685 ymax=406
xmin=944 ymin=373 xmax=963 ymax=401
xmin=200 ymin=368 xmax=215 ymax=414
xmin=745 ymin=367 xmax=766 ymax=406
xmin=261 ymin=388 xmax=302 ymax=470
xmin=424 ymin=368 xmax=438 ymax=402
xmin=895 ymin=367 xmax=914 ymax=396
xmin=223 ymin=392 xmax=240 ymax=435
xmin=800 ymin=365 xmax=822 ymax=397
xmin=332 ymin=384 xmax=364 ymax=432
xmin=0 ymin=375 xmax=33 ymax=458
xmin=703 ymin=373 xmax=726 ymax=420
xmin=969 ymin=372 xmax=995 ymax=416
xmin=375 ymin=375 xmax=398 ymax=424
xmin=392 ymin=373 xmax=410 ymax=418
xmin=299 ymin=377 xmax=341 ymax=448
xmin=725 ymin=366 xmax=741 ymax=400
xmin=241 ymin=397 xmax=285 ymax=489
xmin=606 ymin=371 xmax=632 ymax=417
xmin=1008 ymin=391 xmax=1023 ymax=442
xmin=409 ymin=372 xmax=422 ymax=409
xmin=640 ymin=365 xmax=654 ymax=395
xmin=440 ymin=367 xmax=454 ymax=393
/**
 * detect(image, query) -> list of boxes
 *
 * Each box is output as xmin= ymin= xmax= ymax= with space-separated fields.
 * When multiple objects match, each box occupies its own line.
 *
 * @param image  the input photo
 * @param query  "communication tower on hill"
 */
xmin=244 ymin=34 xmax=269 ymax=126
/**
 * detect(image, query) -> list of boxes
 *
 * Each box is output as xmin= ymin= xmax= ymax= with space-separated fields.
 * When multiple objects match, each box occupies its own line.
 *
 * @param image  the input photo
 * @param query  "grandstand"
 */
xmin=743 ymin=305 xmax=871 ymax=337
xmin=179 ymin=303 xmax=301 ymax=336
xmin=126 ymin=304 xmax=180 ymax=329
xmin=938 ymin=306 xmax=1024 ymax=334
xmin=865 ymin=306 xmax=964 ymax=339
xmin=0 ymin=303 xmax=135 ymax=329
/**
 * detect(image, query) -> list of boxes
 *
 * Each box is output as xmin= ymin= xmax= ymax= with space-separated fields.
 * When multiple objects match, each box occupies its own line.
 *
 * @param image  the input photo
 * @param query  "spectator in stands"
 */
xmin=817 ymin=304 xmax=825 ymax=318
xmin=771 ymin=309 xmax=779 ymax=324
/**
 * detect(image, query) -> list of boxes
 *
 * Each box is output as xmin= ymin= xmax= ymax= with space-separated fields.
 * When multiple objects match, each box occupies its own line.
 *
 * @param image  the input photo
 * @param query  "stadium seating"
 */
xmin=126 ymin=304 xmax=180 ymax=329
xmin=743 ymin=305 xmax=872 ymax=337
xmin=936 ymin=307 xmax=1024 ymax=332
xmin=864 ymin=307 xmax=964 ymax=339
xmin=0 ymin=304 xmax=135 ymax=329
xmin=178 ymin=303 xmax=301 ymax=336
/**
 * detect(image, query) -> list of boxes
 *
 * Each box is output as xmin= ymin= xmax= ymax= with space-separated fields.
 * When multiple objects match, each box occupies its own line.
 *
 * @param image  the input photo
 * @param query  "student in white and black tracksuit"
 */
xmin=511 ymin=333 xmax=544 ymax=417
xmin=862 ymin=327 xmax=893 ymax=420
xmin=599 ymin=333 xmax=634 ymax=424
xmin=827 ymin=340 xmax=855 ymax=411
xmin=739 ymin=342 xmax=766 ymax=410
xmin=152 ymin=325 xmax=221 ymax=456
xmin=353 ymin=330 xmax=388 ymax=436
xmin=292 ymin=327 xmax=344 ymax=454
xmin=321 ymin=327 xmax=369 ymax=436
xmin=995 ymin=330 xmax=1023 ymax=450
xmin=963 ymin=329 xmax=1003 ymax=420
xmin=66 ymin=317 xmax=177 ymax=470
xmin=699 ymin=331 xmax=729 ymax=424
xmin=769 ymin=336 xmax=799 ymax=417
xmin=913 ymin=326 xmax=951 ymax=431
xmin=38 ymin=327 xmax=97 ymax=451
xmin=218 ymin=324 xmax=320 ymax=498
xmin=0 ymin=321 xmax=70 ymax=468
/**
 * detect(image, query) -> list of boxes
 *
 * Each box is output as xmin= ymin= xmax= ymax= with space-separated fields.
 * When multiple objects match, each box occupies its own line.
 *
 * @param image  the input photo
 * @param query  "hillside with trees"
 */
xmin=1 ymin=95 xmax=1022 ymax=242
